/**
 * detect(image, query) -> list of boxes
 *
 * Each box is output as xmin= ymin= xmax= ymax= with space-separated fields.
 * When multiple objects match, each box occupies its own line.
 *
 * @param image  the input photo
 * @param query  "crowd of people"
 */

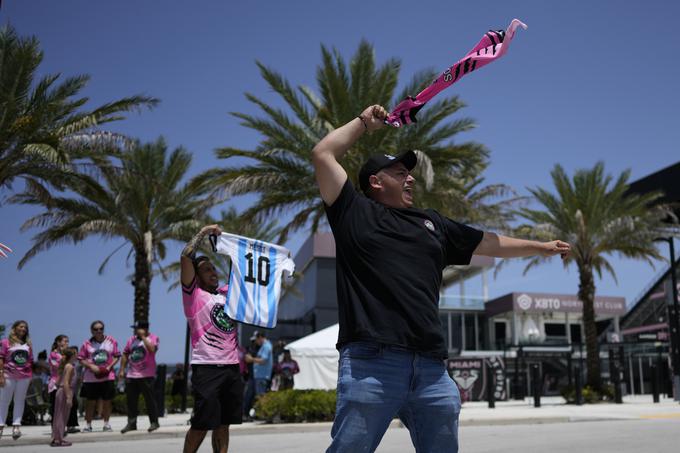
xmin=0 ymin=316 xmax=300 ymax=449
xmin=0 ymin=319 xmax=164 ymax=446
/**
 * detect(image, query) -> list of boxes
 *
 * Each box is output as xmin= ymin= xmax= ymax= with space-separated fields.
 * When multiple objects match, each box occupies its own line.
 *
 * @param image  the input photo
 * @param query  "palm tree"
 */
xmin=517 ymin=162 xmax=675 ymax=390
xmin=0 ymin=24 xmax=157 ymax=194
xmin=13 ymin=137 xmax=214 ymax=322
xmin=158 ymin=206 xmax=281 ymax=291
xmin=199 ymin=41 xmax=516 ymax=242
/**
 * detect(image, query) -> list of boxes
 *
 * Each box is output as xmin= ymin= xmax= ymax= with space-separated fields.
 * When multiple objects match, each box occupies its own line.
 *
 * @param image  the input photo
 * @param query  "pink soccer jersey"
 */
xmin=0 ymin=338 xmax=33 ymax=380
xmin=123 ymin=333 xmax=159 ymax=379
xmin=77 ymin=335 xmax=120 ymax=383
xmin=47 ymin=350 xmax=62 ymax=392
xmin=182 ymin=278 xmax=239 ymax=365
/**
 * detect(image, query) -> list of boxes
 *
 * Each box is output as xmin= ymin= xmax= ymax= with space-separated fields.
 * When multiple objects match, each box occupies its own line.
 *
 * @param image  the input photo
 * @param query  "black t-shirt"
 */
xmin=324 ymin=179 xmax=484 ymax=358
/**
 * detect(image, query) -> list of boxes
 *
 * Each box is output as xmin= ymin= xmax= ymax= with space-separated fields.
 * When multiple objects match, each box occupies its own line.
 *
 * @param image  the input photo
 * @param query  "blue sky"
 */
xmin=1 ymin=1 xmax=678 ymax=362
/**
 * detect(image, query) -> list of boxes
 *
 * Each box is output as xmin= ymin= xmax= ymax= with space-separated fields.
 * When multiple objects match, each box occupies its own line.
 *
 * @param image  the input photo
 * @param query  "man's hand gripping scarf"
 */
xmin=386 ymin=19 xmax=527 ymax=128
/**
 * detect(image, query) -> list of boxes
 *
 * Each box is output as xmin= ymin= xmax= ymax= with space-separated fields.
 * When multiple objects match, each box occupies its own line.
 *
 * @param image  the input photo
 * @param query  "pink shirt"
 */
xmin=0 ymin=339 xmax=33 ymax=380
xmin=48 ymin=350 xmax=62 ymax=392
xmin=77 ymin=336 xmax=120 ymax=383
xmin=123 ymin=333 xmax=159 ymax=379
xmin=182 ymin=278 xmax=239 ymax=365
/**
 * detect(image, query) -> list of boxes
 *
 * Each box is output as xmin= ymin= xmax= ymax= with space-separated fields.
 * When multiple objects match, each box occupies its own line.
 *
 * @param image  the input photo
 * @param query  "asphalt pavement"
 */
xmin=2 ymin=395 xmax=678 ymax=451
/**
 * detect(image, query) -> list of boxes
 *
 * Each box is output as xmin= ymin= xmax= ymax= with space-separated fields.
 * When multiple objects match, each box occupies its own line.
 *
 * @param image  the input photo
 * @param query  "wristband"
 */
xmin=357 ymin=115 xmax=368 ymax=130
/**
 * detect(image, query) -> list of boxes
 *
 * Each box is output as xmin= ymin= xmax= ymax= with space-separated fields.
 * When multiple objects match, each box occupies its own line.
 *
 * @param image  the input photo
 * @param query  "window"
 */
xmin=570 ymin=324 xmax=582 ymax=343
xmin=544 ymin=323 xmax=566 ymax=337
xmin=439 ymin=314 xmax=449 ymax=350
xmin=449 ymin=313 xmax=462 ymax=352
xmin=465 ymin=313 xmax=477 ymax=350
xmin=494 ymin=321 xmax=507 ymax=348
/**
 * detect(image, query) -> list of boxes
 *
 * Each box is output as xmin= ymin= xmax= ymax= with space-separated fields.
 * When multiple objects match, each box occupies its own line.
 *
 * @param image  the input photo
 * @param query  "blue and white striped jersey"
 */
xmin=215 ymin=233 xmax=295 ymax=328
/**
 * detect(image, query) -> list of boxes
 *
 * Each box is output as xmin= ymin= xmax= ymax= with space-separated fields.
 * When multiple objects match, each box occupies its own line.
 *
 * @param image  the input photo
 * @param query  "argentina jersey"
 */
xmin=214 ymin=232 xmax=295 ymax=328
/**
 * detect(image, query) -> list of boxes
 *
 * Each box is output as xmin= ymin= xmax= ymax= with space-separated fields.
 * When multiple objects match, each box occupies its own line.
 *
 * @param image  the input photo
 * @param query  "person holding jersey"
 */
xmin=180 ymin=224 xmax=243 ymax=453
xmin=0 ymin=320 xmax=34 ymax=440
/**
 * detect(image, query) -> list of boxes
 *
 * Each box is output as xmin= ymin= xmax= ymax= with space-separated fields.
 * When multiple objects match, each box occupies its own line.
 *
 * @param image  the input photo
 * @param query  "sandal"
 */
xmin=50 ymin=440 xmax=72 ymax=447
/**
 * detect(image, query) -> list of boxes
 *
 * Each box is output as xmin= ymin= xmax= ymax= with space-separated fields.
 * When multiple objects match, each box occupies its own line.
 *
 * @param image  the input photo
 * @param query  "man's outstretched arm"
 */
xmin=474 ymin=232 xmax=570 ymax=258
xmin=311 ymin=105 xmax=386 ymax=206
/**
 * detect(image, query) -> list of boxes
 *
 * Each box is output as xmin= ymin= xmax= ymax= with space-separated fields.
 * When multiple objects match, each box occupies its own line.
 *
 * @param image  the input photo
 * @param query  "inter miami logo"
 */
xmin=130 ymin=345 xmax=146 ymax=363
xmin=11 ymin=350 xmax=28 ymax=366
xmin=210 ymin=304 xmax=235 ymax=333
xmin=93 ymin=349 xmax=109 ymax=365
xmin=517 ymin=293 xmax=533 ymax=311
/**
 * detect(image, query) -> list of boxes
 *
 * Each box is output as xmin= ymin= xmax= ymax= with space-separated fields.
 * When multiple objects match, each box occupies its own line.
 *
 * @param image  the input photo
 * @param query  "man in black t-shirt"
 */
xmin=312 ymin=104 xmax=570 ymax=453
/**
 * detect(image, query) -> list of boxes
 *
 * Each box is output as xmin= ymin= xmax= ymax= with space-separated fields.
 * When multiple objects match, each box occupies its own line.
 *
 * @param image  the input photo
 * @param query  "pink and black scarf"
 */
xmin=386 ymin=19 xmax=527 ymax=128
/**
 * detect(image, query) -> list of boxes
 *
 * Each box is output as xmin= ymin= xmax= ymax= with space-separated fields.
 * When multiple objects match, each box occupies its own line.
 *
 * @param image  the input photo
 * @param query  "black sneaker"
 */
xmin=147 ymin=422 xmax=160 ymax=432
xmin=120 ymin=423 xmax=137 ymax=434
xmin=67 ymin=427 xmax=80 ymax=434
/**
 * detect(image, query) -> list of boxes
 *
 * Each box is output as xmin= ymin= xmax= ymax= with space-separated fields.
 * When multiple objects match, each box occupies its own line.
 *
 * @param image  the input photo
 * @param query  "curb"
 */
xmin=461 ymin=416 xmax=571 ymax=426
xmin=460 ymin=416 xmax=630 ymax=427
xmin=0 ymin=416 xmax=637 ymax=447
xmin=0 ymin=422 xmax=339 ymax=448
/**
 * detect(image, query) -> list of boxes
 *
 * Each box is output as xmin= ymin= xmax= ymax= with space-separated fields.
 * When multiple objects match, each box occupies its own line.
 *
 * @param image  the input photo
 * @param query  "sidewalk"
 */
xmin=3 ymin=396 xmax=678 ymax=448
xmin=458 ymin=395 xmax=680 ymax=426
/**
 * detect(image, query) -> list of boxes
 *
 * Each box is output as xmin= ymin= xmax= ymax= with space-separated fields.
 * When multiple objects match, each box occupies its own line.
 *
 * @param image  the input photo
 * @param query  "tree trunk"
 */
xmin=578 ymin=263 xmax=601 ymax=391
xmin=133 ymin=246 xmax=152 ymax=323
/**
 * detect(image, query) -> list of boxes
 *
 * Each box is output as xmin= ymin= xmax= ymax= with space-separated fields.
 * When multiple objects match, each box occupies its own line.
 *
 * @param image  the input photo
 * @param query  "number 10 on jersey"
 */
xmin=244 ymin=252 xmax=270 ymax=286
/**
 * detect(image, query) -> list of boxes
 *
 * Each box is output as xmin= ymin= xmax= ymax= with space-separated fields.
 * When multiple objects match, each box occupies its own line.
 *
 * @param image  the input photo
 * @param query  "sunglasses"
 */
xmin=92 ymin=327 xmax=104 ymax=332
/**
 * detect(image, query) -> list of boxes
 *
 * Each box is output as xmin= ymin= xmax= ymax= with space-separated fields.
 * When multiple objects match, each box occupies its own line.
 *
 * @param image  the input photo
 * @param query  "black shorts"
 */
xmin=80 ymin=380 xmax=116 ymax=401
xmin=190 ymin=364 xmax=243 ymax=430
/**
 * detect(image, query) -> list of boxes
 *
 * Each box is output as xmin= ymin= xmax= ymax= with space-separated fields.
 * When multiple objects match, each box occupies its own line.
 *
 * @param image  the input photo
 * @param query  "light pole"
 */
xmin=657 ymin=237 xmax=680 ymax=402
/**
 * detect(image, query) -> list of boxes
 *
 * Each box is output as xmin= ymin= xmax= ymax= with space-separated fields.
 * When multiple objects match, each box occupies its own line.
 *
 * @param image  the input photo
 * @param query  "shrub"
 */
xmin=559 ymin=384 xmax=614 ymax=404
xmin=111 ymin=380 xmax=193 ymax=415
xmin=254 ymin=389 xmax=336 ymax=423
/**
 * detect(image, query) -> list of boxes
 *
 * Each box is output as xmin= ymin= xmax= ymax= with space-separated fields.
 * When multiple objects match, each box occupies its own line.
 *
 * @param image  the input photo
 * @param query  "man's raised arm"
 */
xmin=311 ymin=105 xmax=387 ymax=206
xmin=180 ymin=224 xmax=222 ymax=287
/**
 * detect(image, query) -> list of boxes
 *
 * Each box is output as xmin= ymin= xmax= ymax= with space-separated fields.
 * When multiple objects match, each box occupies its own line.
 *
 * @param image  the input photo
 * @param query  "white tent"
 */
xmin=286 ymin=323 xmax=339 ymax=390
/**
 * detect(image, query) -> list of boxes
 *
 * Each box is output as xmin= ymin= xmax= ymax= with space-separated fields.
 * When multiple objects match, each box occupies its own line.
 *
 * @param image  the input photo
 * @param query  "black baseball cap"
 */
xmin=358 ymin=150 xmax=417 ymax=192
xmin=131 ymin=321 xmax=149 ymax=329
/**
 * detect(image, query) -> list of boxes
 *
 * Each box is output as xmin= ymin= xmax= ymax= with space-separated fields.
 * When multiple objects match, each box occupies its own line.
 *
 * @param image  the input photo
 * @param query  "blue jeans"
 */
xmin=327 ymin=342 xmax=460 ymax=453
xmin=254 ymin=378 xmax=270 ymax=396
